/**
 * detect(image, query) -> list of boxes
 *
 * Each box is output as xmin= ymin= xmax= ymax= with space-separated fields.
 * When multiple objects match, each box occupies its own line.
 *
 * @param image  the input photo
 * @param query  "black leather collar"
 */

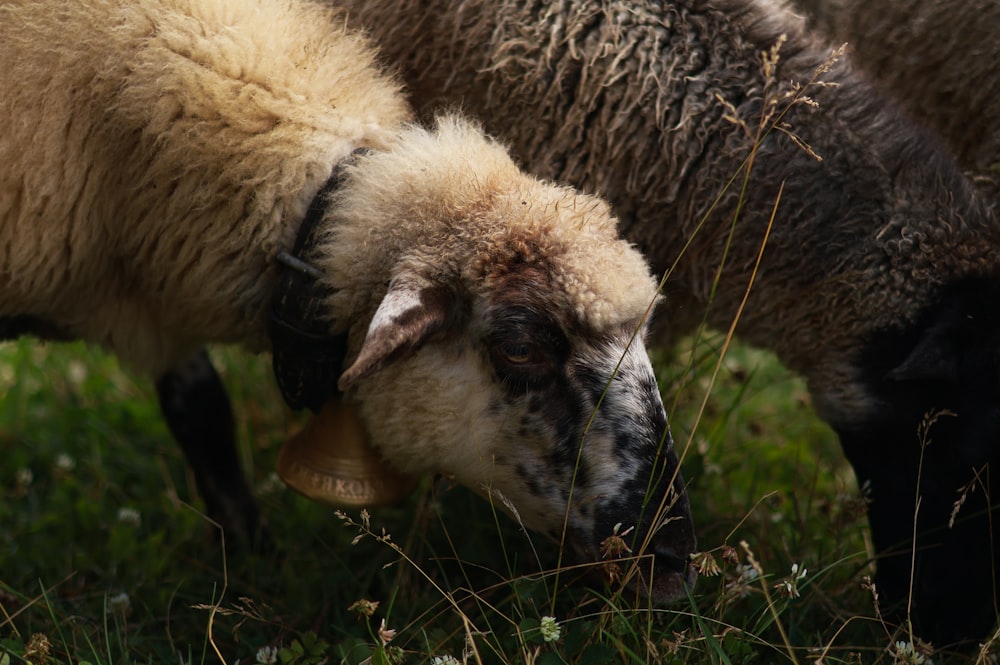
xmin=269 ymin=149 xmax=369 ymax=412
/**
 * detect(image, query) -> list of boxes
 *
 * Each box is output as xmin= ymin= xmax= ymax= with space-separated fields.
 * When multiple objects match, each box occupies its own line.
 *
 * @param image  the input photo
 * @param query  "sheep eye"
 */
xmin=499 ymin=341 xmax=536 ymax=365
xmin=490 ymin=339 xmax=548 ymax=376
xmin=486 ymin=307 xmax=566 ymax=386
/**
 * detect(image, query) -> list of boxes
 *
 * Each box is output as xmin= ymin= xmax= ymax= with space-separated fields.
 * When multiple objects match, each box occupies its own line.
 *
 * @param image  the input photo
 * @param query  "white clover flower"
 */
xmin=774 ymin=562 xmax=808 ymax=598
xmin=539 ymin=616 xmax=560 ymax=643
xmin=724 ymin=563 xmax=760 ymax=600
xmin=116 ymin=507 xmax=141 ymax=527
xmin=54 ymin=454 xmax=75 ymax=473
xmin=430 ymin=656 xmax=461 ymax=665
xmin=107 ymin=591 xmax=130 ymax=615
xmin=378 ymin=618 xmax=396 ymax=645
xmin=255 ymin=645 xmax=278 ymax=665
xmin=891 ymin=640 xmax=932 ymax=665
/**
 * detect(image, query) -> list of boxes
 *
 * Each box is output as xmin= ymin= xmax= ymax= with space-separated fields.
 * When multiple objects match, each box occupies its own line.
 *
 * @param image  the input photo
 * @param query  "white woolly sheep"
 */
xmin=338 ymin=0 xmax=1000 ymax=647
xmin=0 ymin=0 xmax=697 ymax=601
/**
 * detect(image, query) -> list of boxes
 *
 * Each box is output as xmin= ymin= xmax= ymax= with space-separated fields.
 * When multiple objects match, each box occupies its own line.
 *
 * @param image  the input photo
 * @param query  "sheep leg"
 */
xmin=155 ymin=349 xmax=264 ymax=546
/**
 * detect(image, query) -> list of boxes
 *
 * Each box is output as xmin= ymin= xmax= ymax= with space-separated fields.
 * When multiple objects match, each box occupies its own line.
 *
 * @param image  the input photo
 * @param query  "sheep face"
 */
xmin=817 ymin=277 xmax=1000 ymax=641
xmin=342 ymin=271 xmax=697 ymax=602
xmin=321 ymin=119 xmax=697 ymax=601
xmin=474 ymin=295 xmax=696 ymax=603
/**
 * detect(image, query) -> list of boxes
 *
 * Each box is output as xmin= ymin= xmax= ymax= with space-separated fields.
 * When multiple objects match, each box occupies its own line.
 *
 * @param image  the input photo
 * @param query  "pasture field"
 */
xmin=0 ymin=333 xmax=957 ymax=664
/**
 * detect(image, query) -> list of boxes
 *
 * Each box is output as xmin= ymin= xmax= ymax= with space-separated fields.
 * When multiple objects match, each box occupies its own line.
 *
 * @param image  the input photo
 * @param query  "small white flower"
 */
xmin=255 ymin=645 xmax=278 ymax=665
xmin=539 ymin=616 xmax=560 ymax=643
xmin=16 ymin=468 xmax=33 ymax=487
xmin=430 ymin=656 xmax=461 ymax=665
xmin=116 ymin=507 xmax=141 ymax=527
xmin=54 ymin=454 xmax=75 ymax=473
xmin=378 ymin=618 xmax=396 ymax=645
xmin=107 ymin=591 xmax=130 ymax=615
xmin=891 ymin=640 xmax=932 ymax=665
xmin=67 ymin=360 xmax=88 ymax=384
xmin=775 ymin=562 xmax=808 ymax=598
xmin=724 ymin=564 xmax=760 ymax=600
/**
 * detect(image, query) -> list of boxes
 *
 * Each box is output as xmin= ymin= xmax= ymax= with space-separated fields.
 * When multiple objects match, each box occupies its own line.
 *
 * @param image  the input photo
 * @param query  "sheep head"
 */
xmin=317 ymin=116 xmax=697 ymax=602
xmin=815 ymin=275 xmax=1000 ymax=641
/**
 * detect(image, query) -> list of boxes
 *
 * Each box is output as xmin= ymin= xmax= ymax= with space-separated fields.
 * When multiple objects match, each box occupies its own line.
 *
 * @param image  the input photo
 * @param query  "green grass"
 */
xmin=0 ymin=332 xmax=933 ymax=665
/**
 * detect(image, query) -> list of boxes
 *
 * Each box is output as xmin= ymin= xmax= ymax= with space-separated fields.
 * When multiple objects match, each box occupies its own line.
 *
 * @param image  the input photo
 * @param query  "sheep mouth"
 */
xmin=628 ymin=549 xmax=698 ymax=604
xmin=563 ymin=532 xmax=697 ymax=604
xmin=594 ymin=543 xmax=696 ymax=604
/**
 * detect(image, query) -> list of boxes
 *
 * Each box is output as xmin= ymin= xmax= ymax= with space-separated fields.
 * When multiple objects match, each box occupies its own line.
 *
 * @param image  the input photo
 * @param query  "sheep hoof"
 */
xmin=277 ymin=399 xmax=419 ymax=507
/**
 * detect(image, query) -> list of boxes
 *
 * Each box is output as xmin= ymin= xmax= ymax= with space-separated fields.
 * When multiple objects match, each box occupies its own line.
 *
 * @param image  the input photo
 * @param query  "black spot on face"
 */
xmin=481 ymin=305 xmax=695 ymax=587
xmin=516 ymin=462 xmax=548 ymax=498
xmin=549 ymin=446 xmax=589 ymax=487
xmin=574 ymin=362 xmax=612 ymax=406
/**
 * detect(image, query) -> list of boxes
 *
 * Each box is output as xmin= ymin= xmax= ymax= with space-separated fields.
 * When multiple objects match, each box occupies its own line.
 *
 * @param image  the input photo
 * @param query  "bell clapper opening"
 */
xmin=277 ymin=399 xmax=419 ymax=507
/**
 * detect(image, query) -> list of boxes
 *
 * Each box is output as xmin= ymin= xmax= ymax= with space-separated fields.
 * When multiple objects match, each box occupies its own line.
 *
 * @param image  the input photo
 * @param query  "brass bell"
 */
xmin=277 ymin=399 xmax=419 ymax=507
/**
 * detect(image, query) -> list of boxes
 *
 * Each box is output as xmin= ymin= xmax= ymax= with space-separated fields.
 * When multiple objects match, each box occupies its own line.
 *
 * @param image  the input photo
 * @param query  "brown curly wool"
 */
xmin=791 ymin=0 xmax=1000 ymax=197
xmin=344 ymin=0 xmax=998 ymax=414
xmin=341 ymin=0 xmax=1000 ymax=646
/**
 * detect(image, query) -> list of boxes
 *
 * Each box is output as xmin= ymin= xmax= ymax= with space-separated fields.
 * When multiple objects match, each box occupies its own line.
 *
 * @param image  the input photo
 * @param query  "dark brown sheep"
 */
xmin=334 ymin=0 xmax=1000 ymax=647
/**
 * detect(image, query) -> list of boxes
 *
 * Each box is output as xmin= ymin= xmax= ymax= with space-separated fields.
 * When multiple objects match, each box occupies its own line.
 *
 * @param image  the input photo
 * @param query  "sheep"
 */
xmin=0 ymin=0 xmax=698 ymax=603
xmin=333 ymin=0 xmax=1000 ymax=647
xmin=789 ymin=0 xmax=1000 ymax=198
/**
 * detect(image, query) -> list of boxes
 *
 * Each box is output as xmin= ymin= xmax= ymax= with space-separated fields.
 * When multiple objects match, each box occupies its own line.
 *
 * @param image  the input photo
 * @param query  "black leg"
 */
xmin=155 ymin=349 xmax=264 ymax=546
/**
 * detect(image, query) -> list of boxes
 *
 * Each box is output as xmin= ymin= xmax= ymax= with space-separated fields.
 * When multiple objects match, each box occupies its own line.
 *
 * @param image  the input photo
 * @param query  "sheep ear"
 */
xmin=886 ymin=323 xmax=958 ymax=384
xmin=338 ymin=282 xmax=455 ymax=391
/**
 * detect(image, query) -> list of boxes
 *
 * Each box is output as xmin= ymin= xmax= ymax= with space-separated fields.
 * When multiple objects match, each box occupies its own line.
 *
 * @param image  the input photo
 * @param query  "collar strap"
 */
xmin=269 ymin=149 xmax=369 ymax=412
